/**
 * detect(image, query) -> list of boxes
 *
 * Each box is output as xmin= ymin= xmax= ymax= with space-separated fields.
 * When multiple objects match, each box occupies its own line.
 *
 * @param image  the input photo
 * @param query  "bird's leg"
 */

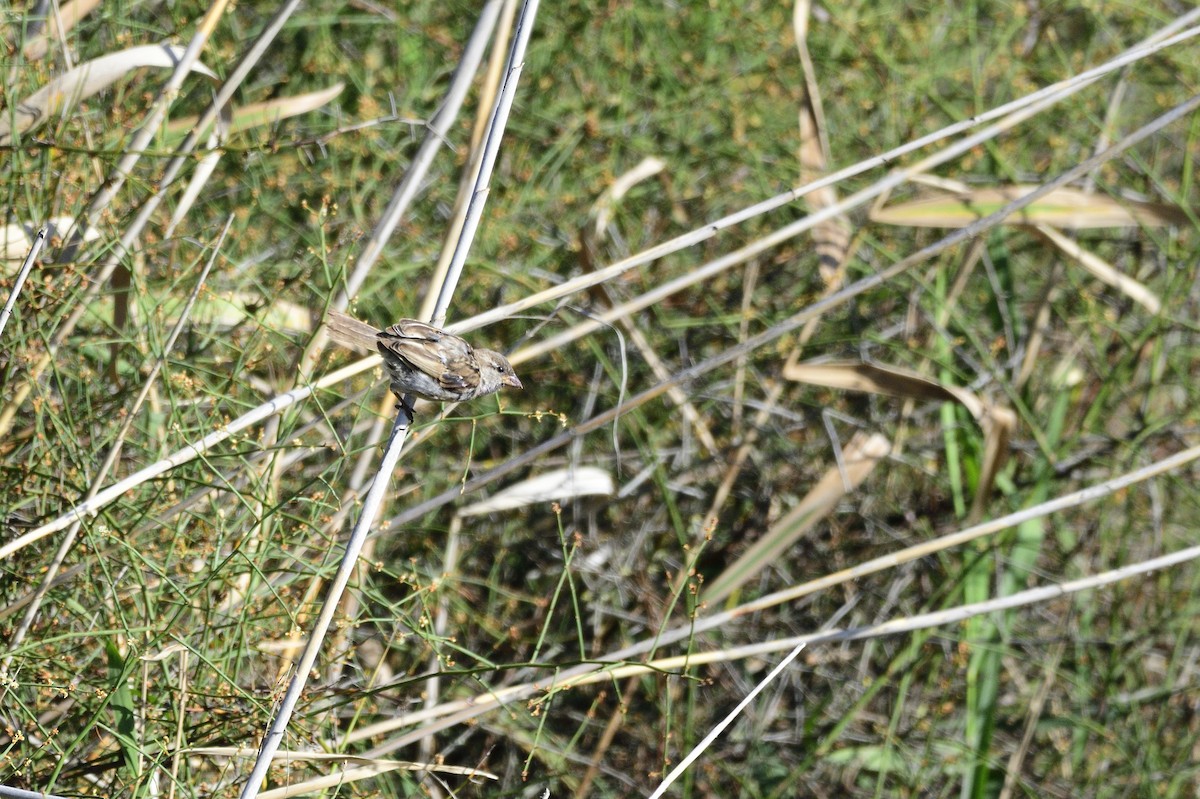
xmin=393 ymin=393 xmax=416 ymax=424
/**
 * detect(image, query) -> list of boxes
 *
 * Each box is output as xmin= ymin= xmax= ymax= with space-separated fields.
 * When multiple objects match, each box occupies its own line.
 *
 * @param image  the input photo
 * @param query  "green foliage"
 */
xmin=2 ymin=2 xmax=1199 ymax=798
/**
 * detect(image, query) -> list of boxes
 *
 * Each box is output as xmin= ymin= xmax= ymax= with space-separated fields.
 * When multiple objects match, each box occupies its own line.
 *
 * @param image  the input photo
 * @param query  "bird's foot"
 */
xmin=394 ymin=395 xmax=416 ymax=424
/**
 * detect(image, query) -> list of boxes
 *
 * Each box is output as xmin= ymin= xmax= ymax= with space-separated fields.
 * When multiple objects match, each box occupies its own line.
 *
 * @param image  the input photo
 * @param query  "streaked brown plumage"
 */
xmin=326 ymin=310 xmax=521 ymax=416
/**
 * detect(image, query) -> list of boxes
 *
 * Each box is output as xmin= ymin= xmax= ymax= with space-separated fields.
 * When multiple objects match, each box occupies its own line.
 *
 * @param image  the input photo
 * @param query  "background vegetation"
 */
xmin=2 ymin=1 xmax=1199 ymax=797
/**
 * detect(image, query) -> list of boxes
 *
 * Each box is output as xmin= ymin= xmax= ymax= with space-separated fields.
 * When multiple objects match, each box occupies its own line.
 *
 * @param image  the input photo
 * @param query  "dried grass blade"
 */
xmin=785 ymin=360 xmax=1015 ymax=516
xmin=870 ymin=184 xmax=1189 ymax=228
xmin=164 ymin=82 xmax=345 ymax=138
xmin=0 ymin=43 xmax=217 ymax=144
xmin=702 ymin=432 xmax=890 ymax=605
xmin=458 ymin=467 xmax=614 ymax=517
xmin=1032 ymin=223 xmax=1163 ymax=313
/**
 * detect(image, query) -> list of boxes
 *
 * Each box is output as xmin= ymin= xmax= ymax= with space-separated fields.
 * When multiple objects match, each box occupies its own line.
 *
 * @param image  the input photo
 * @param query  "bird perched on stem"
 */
xmin=326 ymin=310 xmax=522 ymax=419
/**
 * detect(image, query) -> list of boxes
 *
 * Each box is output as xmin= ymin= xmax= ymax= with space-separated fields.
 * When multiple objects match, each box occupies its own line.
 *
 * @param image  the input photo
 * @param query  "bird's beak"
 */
xmin=503 ymin=374 xmax=523 ymax=390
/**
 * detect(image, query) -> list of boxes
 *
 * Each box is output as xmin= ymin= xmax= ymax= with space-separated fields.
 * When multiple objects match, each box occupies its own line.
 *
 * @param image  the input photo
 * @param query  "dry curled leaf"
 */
xmin=0 ymin=43 xmax=217 ymax=144
xmin=785 ymin=360 xmax=1015 ymax=520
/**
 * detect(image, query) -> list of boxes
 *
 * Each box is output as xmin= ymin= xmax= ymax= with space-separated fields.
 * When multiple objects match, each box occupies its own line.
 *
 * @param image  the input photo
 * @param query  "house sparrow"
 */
xmin=326 ymin=310 xmax=522 ymax=417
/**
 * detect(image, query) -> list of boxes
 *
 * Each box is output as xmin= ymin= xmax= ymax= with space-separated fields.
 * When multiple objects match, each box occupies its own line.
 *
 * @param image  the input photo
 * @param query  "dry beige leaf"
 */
xmin=972 ymin=403 xmax=1016 ymax=521
xmin=164 ymin=83 xmax=346 ymax=139
xmin=784 ymin=360 xmax=988 ymax=418
xmin=458 ymin=467 xmax=614 ymax=517
xmin=785 ymin=360 xmax=1016 ymax=519
xmin=0 ymin=44 xmax=217 ymax=144
xmin=20 ymin=0 xmax=102 ymax=61
xmin=870 ymin=184 xmax=1188 ymax=229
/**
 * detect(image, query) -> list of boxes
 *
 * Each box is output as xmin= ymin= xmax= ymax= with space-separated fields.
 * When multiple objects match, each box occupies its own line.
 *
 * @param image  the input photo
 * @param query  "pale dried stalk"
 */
xmin=418 ymin=0 xmax=520 ymax=323
xmin=235 ymin=4 xmax=541 ymax=797
xmin=227 ymin=0 xmax=502 ymax=633
xmin=0 ymin=227 xmax=44 ymax=338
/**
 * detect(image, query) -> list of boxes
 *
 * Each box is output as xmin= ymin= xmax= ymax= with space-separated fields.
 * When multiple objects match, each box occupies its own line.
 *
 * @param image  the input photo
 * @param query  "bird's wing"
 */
xmin=378 ymin=320 xmax=481 ymax=392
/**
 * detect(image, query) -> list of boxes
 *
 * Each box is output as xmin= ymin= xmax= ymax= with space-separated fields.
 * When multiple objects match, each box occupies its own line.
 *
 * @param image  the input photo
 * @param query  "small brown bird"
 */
xmin=326 ymin=310 xmax=522 ymax=417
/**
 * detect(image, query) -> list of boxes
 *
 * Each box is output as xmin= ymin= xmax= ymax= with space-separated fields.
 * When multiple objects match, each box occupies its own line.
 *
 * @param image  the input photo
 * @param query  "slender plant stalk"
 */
xmin=427 ymin=0 xmax=540 ymax=327
xmin=419 ymin=0 xmax=521 ymax=323
xmin=0 ymin=218 xmax=230 ymax=688
xmin=260 ymin=0 xmax=512 ymax=690
xmin=0 ymin=226 xmax=44 ymax=337
xmin=236 ymin=3 xmax=541 ymax=796
xmin=647 ymin=643 xmax=809 ymax=799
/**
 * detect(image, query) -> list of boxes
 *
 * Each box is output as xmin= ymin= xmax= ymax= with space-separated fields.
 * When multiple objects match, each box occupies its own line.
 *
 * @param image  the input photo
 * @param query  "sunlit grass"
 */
xmin=2 ymin=2 xmax=1199 ymax=797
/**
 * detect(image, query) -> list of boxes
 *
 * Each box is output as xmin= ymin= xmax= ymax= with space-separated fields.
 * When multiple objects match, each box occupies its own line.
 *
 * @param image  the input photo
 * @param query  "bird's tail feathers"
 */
xmin=325 ymin=310 xmax=381 ymax=352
